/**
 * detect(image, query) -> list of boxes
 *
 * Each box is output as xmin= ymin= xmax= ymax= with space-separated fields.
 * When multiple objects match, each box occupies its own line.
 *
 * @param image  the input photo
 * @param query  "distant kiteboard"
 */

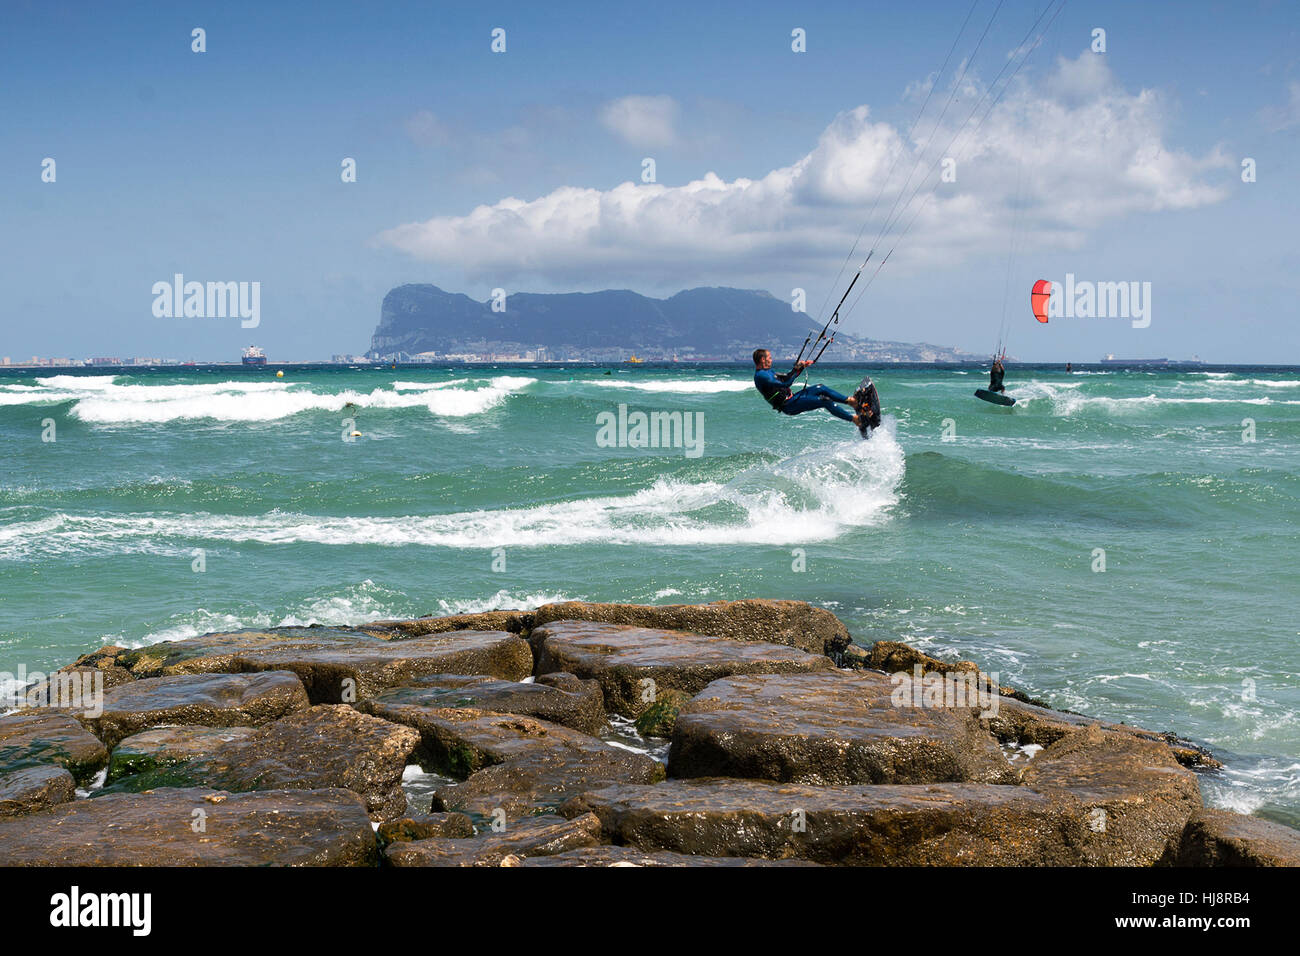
xmin=853 ymin=376 xmax=883 ymax=438
xmin=975 ymin=388 xmax=1016 ymax=407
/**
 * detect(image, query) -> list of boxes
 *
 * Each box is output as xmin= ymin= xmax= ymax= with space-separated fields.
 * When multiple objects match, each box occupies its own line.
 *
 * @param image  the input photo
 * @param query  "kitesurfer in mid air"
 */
xmin=988 ymin=355 xmax=1006 ymax=393
xmin=752 ymin=349 xmax=866 ymax=426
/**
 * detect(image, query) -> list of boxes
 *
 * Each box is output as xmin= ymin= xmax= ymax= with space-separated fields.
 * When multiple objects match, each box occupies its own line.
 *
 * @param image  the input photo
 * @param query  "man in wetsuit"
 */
xmin=752 ymin=348 xmax=863 ymax=425
xmin=988 ymin=356 xmax=1006 ymax=393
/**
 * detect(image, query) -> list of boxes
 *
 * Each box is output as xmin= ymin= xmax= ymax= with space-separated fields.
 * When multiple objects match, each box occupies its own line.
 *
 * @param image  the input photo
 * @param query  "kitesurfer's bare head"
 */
xmin=753 ymin=349 xmax=772 ymax=369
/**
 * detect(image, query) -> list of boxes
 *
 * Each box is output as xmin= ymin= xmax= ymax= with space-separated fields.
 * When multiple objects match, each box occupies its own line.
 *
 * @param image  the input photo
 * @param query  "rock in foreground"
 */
xmin=1164 ymin=808 xmax=1300 ymax=866
xmin=520 ymin=846 xmax=821 ymax=866
xmin=531 ymin=619 xmax=833 ymax=719
xmin=384 ymin=812 xmax=602 ymax=867
xmin=532 ymin=599 xmax=852 ymax=658
xmin=102 ymin=705 xmax=420 ymax=821
xmin=0 ymin=711 xmax=109 ymax=782
xmin=669 ymin=671 xmax=1016 ymax=785
xmin=0 ymin=765 xmax=76 ymax=818
xmin=363 ymin=672 xmax=606 ymax=736
xmin=90 ymin=671 xmax=310 ymax=747
xmin=106 ymin=627 xmax=532 ymax=702
xmin=433 ymin=744 xmax=664 ymax=822
xmin=0 ymin=787 xmax=378 ymax=866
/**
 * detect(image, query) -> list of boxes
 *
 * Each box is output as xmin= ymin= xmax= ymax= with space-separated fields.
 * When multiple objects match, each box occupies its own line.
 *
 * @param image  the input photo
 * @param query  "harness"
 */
xmin=765 ymin=386 xmax=792 ymax=411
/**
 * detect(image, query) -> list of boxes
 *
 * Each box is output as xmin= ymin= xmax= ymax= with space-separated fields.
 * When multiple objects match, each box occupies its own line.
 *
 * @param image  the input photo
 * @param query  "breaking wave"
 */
xmin=585 ymin=378 xmax=752 ymax=393
xmin=0 ymin=376 xmax=535 ymax=422
xmin=0 ymin=421 xmax=905 ymax=559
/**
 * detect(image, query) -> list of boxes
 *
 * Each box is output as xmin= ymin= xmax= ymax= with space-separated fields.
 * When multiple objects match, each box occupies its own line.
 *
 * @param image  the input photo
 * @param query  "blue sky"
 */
xmin=2 ymin=0 xmax=1297 ymax=362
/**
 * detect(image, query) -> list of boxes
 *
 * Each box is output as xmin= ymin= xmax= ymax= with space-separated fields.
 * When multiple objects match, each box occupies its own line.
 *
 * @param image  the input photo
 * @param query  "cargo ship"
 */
xmin=241 ymin=346 xmax=267 ymax=365
xmin=1099 ymin=355 xmax=1205 ymax=366
xmin=1100 ymin=354 xmax=1167 ymax=365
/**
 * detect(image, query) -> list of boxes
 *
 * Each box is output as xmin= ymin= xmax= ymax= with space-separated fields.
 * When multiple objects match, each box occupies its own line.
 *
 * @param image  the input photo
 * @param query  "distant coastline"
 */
xmin=1 ymin=360 xmax=1285 ymax=371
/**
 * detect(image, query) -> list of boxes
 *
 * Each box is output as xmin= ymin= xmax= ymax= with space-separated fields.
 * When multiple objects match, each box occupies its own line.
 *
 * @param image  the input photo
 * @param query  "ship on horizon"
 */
xmin=241 ymin=346 xmax=267 ymax=366
xmin=1100 ymin=354 xmax=1206 ymax=365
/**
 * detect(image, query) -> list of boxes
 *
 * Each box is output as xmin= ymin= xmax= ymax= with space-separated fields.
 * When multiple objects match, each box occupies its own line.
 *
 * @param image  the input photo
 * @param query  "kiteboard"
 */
xmin=974 ymin=388 xmax=1015 ymax=407
xmin=853 ymin=376 xmax=882 ymax=438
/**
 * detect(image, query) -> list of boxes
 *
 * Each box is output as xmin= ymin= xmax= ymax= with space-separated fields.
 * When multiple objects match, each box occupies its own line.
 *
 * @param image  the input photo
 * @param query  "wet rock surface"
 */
xmin=519 ymin=845 xmax=822 ymax=866
xmin=363 ymin=672 xmax=606 ymax=735
xmin=377 ymin=811 xmax=475 ymax=846
xmin=101 ymin=705 xmax=419 ymax=821
xmin=0 ymin=711 xmax=110 ymax=782
xmin=531 ymin=620 xmax=833 ymax=719
xmin=1020 ymin=725 xmax=1205 ymax=865
xmin=1164 ymin=808 xmax=1300 ymax=866
xmin=432 ymin=744 xmax=664 ymax=823
xmin=563 ymin=778 xmax=1080 ymax=865
xmin=380 ymin=708 xmax=614 ymax=777
xmin=9 ymin=599 xmax=1292 ymax=866
xmin=364 ymin=610 xmax=533 ymax=638
xmin=0 ymin=765 xmax=76 ymax=817
xmin=669 ymin=671 xmax=1016 ymax=785
xmin=106 ymin=627 xmax=533 ymax=703
xmin=988 ymin=697 xmax=1222 ymax=770
xmin=90 ymin=671 xmax=310 ymax=747
xmin=107 ymin=725 xmax=256 ymax=782
xmin=384 ymin=812 xmax=602 ymax=867
xmin=532 ymin=599 xmax=851 ymax=657
xmin=0 ymin=787 xmax=378 ymax=866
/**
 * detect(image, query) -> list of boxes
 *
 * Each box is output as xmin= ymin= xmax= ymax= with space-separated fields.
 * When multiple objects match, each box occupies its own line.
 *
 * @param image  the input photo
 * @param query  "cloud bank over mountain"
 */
xmin=377 ymin=53 xmax=1233 ymax=290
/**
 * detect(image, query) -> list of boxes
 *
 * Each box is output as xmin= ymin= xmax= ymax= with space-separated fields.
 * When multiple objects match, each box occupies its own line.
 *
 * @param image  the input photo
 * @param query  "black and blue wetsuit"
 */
xmin=754 ymin=369 xmax=856 ymax=423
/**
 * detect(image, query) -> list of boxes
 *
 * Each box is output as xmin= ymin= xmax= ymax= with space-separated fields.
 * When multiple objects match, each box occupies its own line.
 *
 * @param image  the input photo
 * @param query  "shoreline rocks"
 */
xmin=1 ymin=598 xmax=1293 ymax=866
xmin=0 ymin=711 xmax=109 ymax=782
xmin=0 ymin=787 xmax=378 ymax=866
xmin=668 ymin=670 xmax=1017 ymax=785
xmin=100 ymin=705 xmax=420 ymax=821
xmin=531 ymin=619 xmax=834 ymax=719
xmin=96 ymin=626 xmax=532 ymax=703
xmin=89 ymin=671 xmax=310 ymax=748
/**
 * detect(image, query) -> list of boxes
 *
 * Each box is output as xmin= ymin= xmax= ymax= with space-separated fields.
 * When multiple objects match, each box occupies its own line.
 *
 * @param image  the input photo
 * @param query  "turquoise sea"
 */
xmin=2 ymin=363 xmax=1297 ymax=823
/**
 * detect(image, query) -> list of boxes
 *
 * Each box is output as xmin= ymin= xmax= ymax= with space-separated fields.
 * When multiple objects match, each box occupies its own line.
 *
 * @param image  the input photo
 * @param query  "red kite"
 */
xmin=1031 ymin=279 xmax=1052 ymax=323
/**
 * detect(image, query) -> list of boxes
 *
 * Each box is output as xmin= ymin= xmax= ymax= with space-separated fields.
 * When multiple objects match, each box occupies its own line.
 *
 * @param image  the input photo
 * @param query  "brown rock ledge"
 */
xmin=0 ymin=787 xmax=378 ymax=866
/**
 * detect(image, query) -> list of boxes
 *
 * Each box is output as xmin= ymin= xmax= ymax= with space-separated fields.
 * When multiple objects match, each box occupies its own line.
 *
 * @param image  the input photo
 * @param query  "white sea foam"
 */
xmin=2 ymin=422 xmax=905 ymax=558
xmin=114 ymin=580 xmax=407 ymax=648
xmin=34 ymin=375 xmax=120 ymax=389
xmin=391 ymin=380 xmax=462 ymax=391
xmin=0 ymin=376 xmax=534 ymax=422
xmin=1012 ymin=381 xmax=1289 ymax=414
xmin=586 ymin=378 xmax=752 ymax=393
xmin=433 ymin=590 xmax=576 ymax=615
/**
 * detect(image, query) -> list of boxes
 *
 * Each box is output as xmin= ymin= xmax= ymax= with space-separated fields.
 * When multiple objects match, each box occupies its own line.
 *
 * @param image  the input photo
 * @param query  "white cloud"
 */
xmin=377 ymin=54 xmax=1233 ymax=288
xmin=599 ymin=94 xmax=679 ymax=147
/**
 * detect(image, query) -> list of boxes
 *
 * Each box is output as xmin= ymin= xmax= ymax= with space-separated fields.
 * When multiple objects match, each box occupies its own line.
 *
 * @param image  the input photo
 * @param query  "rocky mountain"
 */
xmin=368 ymin=284 xmax=980 ymax=362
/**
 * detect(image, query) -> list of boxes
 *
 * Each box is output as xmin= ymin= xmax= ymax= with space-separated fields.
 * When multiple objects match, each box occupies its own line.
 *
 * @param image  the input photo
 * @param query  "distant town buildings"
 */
xmin=2 ymin=356 xmax=191 ymax=367
xmin=3 ymin=341 xmax=982 ymax=367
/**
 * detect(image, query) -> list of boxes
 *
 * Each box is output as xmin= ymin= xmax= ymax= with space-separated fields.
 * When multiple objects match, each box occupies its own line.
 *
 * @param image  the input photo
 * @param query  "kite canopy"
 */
xmin=1031 ymin=279 xmax=1052 ymax=323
